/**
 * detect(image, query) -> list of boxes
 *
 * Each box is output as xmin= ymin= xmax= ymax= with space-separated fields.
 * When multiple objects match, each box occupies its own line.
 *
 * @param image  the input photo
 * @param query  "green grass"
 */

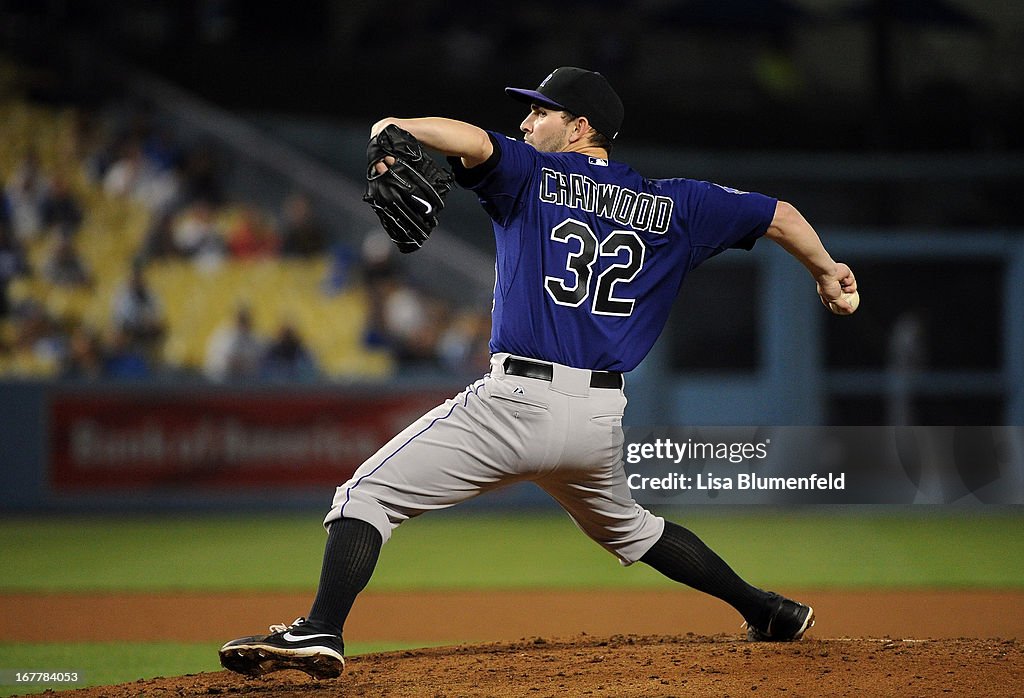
xmin=0 ymin=642 xmax=215 ymax=697
xmin=676 ymin=510 xmax=1024 ymax=588
xmin=0 ymin=641 xmax=440 ymax=697
xmin=1 ymin=510 xmax=1022 ymax=592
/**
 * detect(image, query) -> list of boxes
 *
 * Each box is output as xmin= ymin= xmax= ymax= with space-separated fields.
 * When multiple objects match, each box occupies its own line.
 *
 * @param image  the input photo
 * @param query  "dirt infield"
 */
xmin=46 ymin=636 xmax=1024 ymax=697
xmin=5 ymin=590 xmax=1023 ymax=696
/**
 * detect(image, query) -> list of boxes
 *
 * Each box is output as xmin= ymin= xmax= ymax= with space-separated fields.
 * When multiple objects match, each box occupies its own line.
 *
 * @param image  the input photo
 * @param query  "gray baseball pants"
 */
xmin=325 ymin=353 xmax=665 ymax=564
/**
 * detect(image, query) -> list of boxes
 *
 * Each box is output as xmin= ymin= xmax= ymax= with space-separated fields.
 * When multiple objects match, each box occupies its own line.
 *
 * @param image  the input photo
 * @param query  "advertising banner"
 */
xmin=49 ymin=389 xmax=451 ymax=490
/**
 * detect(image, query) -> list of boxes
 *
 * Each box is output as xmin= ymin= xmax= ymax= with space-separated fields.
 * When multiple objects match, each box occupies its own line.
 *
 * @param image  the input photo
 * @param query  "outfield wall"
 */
xmin=1 ymin=382 xmax=463 ymax=512
xmin=3 ymin=381 xmax=1022 ymax=512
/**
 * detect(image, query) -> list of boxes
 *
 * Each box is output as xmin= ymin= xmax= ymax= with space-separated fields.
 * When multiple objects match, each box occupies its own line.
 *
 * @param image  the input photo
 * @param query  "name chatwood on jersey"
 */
xmin=539 ymin=167 xmax=674 ymax=234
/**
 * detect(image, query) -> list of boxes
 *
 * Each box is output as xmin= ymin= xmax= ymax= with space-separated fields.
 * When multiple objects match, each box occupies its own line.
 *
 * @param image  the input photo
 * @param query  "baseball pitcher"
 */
xmin=220 ymin=66 xmax=858 ymax=680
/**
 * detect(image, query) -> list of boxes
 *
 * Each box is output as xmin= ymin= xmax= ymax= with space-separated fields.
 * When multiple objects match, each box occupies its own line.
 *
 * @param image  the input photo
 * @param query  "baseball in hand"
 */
xmin=828 ymin=290 xmax=860 ymax=315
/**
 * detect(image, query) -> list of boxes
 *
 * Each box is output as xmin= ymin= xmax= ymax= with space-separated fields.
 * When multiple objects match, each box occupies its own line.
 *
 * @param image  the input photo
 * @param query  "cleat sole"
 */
xmin=219 ymin=644 xmax=344 ymax=679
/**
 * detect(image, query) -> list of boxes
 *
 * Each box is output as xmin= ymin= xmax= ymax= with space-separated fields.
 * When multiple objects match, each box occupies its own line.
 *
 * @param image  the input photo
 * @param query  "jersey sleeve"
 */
xmin=685 ymin=181 xmax=777 ymax=270
xmin=447 ymin=131 xmax=538 ymax=226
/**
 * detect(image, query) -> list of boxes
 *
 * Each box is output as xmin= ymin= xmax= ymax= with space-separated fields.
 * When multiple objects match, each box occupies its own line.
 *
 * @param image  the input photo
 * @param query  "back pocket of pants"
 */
xmin=492 ymin=392 xmax=550 ymax=413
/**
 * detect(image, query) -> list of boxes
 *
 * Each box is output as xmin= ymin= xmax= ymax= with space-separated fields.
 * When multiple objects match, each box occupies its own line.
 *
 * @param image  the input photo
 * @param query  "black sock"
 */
xmin=640 ymin=520 xmax=773 ymax=627
xmin=306 ymin=518 xmax=383 ymax=637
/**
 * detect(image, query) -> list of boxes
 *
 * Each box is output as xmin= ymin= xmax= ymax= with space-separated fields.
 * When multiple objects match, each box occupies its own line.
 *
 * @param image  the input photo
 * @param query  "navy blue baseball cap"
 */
xmin=505 ymin=67 xmax=624 ymax=140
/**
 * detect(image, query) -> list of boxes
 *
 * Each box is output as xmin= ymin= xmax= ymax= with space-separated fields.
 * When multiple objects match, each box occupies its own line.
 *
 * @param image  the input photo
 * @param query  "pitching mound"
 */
xmin=52 ymin=634 xmax=1021 ymax=697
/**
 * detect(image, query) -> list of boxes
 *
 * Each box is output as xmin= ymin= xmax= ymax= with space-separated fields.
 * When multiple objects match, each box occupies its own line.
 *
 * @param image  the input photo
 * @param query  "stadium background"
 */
xmin=1 ymin=0 xmax=1022 ymax=694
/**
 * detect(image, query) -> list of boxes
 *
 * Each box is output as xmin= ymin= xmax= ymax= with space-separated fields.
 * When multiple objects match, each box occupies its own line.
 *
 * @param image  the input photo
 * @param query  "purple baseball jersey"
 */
xmin=450 ymin=133 xmax=777 ymax=372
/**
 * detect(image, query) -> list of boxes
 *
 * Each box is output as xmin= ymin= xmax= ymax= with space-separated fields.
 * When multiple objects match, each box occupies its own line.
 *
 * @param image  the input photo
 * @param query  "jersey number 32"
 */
xmin=544 ymin=218 xmax=645 ymax=317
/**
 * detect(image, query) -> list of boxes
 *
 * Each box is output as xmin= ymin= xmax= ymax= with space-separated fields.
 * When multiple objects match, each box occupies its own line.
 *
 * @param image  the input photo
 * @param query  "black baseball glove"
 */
xmin=363 ymin=124 xmax=455 ymax=253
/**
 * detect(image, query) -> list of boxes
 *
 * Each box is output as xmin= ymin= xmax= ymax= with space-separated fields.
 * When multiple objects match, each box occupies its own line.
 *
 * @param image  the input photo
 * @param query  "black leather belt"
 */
xmin=503 ymin=357 xmax=623 ymax=389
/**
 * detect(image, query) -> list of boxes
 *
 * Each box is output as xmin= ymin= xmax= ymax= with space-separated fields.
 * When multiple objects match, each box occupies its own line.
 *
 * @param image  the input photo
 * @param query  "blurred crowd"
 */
xmin=0 ymin=96 xmax=491 ymax=383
